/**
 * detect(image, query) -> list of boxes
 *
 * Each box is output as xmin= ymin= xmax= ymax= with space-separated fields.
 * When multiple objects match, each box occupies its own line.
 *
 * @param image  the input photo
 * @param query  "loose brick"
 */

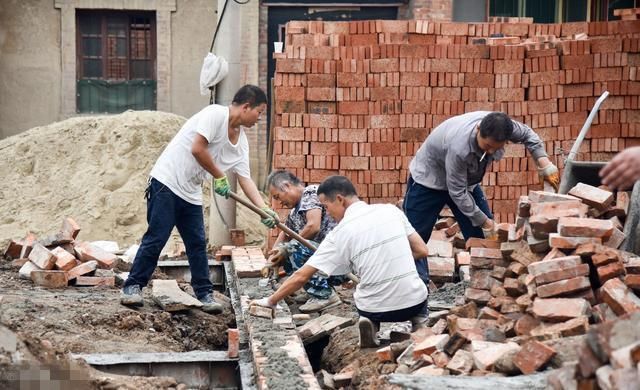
xmin=471 ymin=340 xmax=520 ymax=371
xmin=515 ymin=314 xmax=541 ymax=336
xmin=513 ymin=340 xmax=556 ymax=374
xmin=600 ymin=278 xmax=640 ymax=316
xmin=535 ymin=263 xmax=590 ymax=285
xmin=4 ymin=240 xmax=23 ymax=259
xmin=67 ymin=260 xmax=98 ymax=280
xmin=527 ymin=255 xmax=582 ymax=277
xmin=532 ymin=298 xmax=591 ymax=322
xmin=428 ymin=257 xmax=455 ymax=283
xmin=28 ymin=243 xmax=57 ymax=270
xmin=568 ymin=183 xmax=614 ymax=211
xmin=536 ymin=276 xmax=591 ymax=298
xmin=413 ymin=334 xmax=449 ymax=358
xmin=531 ymin=316 xmax=590 ymax=338
xmin=61 ymin=217 xmax=81 ymax=240
xmin=31 ymin=270 xmax=68 ymax=288
xmin=228 ymin=329 xmax=239 ymax=358
xmin=470 ymin=270 xmax=498 ymax=290
xmin=75 ymin=276 xmax=115 ymax=286
xmin=528 ymin=191 xmax=580 ymax=203
xmin=446 ymin=349 xmax=474 ymax=374
xmin=74 ymin=242 xmax=116 ymax=269
xmin=466 ymin=238 xmax=500 ymax=250
xmin=465 ymin=288 xmax=492 ymax=304
xmin=549 ymin=234 xmax=602 ymax=249
xmin=597 ymin=261 xmax=626 ymax=284
xmin=558 ymin=217 xmax=614 ymax=238
xmin=50 ymin=247 xmax=77 ymax=271
xmin=18 ymin=261 xmax=40 ymax=280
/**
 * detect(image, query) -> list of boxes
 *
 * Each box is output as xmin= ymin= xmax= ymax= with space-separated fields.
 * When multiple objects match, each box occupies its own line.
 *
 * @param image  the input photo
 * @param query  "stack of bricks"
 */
xmin=270 ymin=17 xmax=640 ymax=244
xmin=3 ymin=217 xmax=117 ymax=288
xmin=368 ymin=182 xmax=640 ymax=379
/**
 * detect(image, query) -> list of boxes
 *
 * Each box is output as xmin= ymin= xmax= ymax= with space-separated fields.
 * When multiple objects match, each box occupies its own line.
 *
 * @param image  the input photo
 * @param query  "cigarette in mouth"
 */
xmin=480 ymin=152 xmax=487 ymax=162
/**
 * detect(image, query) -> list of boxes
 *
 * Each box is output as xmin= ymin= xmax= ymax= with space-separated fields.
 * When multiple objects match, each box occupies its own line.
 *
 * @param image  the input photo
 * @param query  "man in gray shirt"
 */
xmin=404 ymin=111 xmax=559 ymax=243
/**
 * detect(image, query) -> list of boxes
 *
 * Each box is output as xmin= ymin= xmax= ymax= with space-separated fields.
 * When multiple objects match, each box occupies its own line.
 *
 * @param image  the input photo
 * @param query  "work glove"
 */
xmin=250 ymin=297 xmax=277 ymax=309
xmin=267 ymin=244 xmax=288 ymax=266
xmin=260 ymin=206 xmax=279 ymax=229
xmin=482 ymin=219 xmax=498 ymax=240
xmin=213 ymin=175 xmax=231 ymax=198
xmin=538 ymin=164 xmax=560 ymax=193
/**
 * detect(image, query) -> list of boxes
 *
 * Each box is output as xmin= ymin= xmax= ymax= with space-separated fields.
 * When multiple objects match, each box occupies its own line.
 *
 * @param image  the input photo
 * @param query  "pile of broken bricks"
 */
xmin=3 ymin=217 xmax=118 ymax=288
xmin=374 ymin=182 xmax=640 ymax=384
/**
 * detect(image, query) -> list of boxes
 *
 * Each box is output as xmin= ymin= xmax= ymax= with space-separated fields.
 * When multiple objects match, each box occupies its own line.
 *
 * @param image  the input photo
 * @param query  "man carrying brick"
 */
xmin=251 ymin=175 xmax=430 ymax=348
xmin=600 ymin=146 xmax=640 ymax=190
xmin=404 ymin=111 xmax=558 ymax=242
xmin=121 ymin=85 xmax=279 ymax=313
xmin=267 ymin=170 xmax=344 ymax=313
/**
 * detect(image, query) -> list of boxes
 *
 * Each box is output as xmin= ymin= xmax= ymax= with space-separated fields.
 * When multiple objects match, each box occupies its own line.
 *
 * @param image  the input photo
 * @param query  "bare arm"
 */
xmin=237 ymin=174 xmax=267 ymax=208
xmin=408 ymin=232 xmax=429 ymax=259
xmin=267 ymin=264 xmax=318 ymax=305
xmin=191 ymin=134 xmax=224 ymax=178
xmin=298 ymin=209 xmax=321 ymax=240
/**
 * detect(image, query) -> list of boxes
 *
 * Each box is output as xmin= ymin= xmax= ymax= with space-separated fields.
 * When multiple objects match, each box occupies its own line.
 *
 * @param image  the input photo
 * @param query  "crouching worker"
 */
xmin=251 ymin=176 xmax=429 ymax=348
xmin=267 ymin=170 xmax=344 ymax=313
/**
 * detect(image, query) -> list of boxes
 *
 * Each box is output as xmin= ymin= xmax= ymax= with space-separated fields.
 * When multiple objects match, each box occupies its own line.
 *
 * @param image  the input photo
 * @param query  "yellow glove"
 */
xmin=539 ymin=164 xmax=560 ymax=192
xmin=260 ymin=206 xmax=279 ymax=229
xmin=213 ymin=176 xmax=230 ymax=198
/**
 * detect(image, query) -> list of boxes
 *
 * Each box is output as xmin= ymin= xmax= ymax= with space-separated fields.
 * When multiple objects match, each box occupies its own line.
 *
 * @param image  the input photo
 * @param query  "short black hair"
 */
xmin=232 ymin=85 xmax=267 ymax=108
xmin=317 ymin=176 xmax=357 ymax=201
xmin=479 ymin=112 xmax=514 ymax=142
xmin=267 ymin=170 xmax=303 ymax=190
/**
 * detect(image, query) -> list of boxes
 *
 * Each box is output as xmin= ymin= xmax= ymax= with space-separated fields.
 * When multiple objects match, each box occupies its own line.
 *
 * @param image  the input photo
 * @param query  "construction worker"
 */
xmin=404 ymin=111 xmax=559 ymax=242
xmin=600 ymin=146 xmax=640 ymax=190
xmin=121 ymin=85 xmax=279 ymax=313
xmin=266 ymin=170 xmax=344 ymax=312
xmin=251 ymin=175 xmax=429 ymax=348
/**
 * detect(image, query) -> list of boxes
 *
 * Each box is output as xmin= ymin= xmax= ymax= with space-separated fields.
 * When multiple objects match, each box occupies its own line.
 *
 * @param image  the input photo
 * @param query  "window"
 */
xmin=76 ymin=11 xmax=156 ymax=113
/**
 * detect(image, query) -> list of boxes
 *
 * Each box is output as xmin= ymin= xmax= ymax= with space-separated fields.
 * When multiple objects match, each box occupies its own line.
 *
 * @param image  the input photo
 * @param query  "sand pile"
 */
xmin=0 ymin=110 xmax=267 ymax=249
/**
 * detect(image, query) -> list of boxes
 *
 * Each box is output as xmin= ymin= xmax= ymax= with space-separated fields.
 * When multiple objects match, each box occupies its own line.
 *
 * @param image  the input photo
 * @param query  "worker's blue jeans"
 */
xmin=124 ymin=178 xmax=213 ymax=300
xmin=403 ymin=176 xmax=494 ymax=241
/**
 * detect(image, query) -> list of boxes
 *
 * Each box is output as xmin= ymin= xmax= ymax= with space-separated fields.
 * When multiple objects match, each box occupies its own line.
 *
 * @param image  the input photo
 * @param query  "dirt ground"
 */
xmin=0 ymin=259 xmax=236 ymax=389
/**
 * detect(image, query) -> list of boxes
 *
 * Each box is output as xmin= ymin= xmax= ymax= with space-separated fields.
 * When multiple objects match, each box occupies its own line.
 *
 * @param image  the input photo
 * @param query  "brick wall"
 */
xmin=269 ymin=18 xmax=640 ymax=244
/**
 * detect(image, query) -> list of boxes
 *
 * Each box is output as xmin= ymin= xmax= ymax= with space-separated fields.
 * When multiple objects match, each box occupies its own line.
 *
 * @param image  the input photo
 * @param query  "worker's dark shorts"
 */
xmin=356 ymin=300 xmax=428 ymax=323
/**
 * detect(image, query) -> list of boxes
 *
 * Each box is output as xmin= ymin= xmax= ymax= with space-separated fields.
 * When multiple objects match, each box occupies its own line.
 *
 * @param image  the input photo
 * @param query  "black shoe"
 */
xmin=199 ymin=293 xmax=223 ymax=314
xmin=120 ymin=285 xmax=144 ymax=307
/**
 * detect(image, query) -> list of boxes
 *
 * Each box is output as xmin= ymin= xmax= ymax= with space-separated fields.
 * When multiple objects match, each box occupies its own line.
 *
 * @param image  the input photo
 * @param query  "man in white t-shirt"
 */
xmin=121 ymin=85 xmax=279 ymax=313
xmin=251 ymin=176 xmax=430 ymax=348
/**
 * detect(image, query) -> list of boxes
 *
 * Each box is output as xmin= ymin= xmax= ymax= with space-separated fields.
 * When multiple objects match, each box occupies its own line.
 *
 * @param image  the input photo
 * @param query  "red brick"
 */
xmin=336 ymin=73 xmax=366 ymax=87
xmin=532 ymin=298 xmax=591 ymax=322
xmin=61 ymin=217 xmax=81 ymax=240
xmin=51 ymin=247 xmax=77 ymax=271
xmin=275 ymin=86 xmax=305 ymax=101
xmin=530 ymin=316 xmax=590 ymax=338
xmin=465 ymin=288 xmax=492 ymax=304
xmin=536 ymin=276 xmax=591 ymax=298
xmin=274 ymin=127 xmax=304 ymax=141
xmin=493 ymin=59 xmax=523 ymax=73
xmin=400 ymin=72 xmax=428 ymax=86
xmin=466 ymin=238 xmax=500 ymax=250
xmin=597 ymin=261 xmax=626 ymax=284
xmin=432 ymin=87 xmax=461 ymax=101
xmin=67 ymin=260 xmax=98 ymax=280
xmin=469 ymin=270 xmax=498 ymax=290
xmin=228 ymin=329 xmax=239 ymax=358
xmin=549 ymin=234 xmax=602 ymax=249
xmin=515 ymin=314 xmax=541 ymax=336
xmin=413 ymin=334 xmax=449 ymax=358
xmin=306 ymin=87 xmax=335 ymax=101
xmin=371 ymin=170 xmax=399 ymax=184
xmin=514 ymin=340 xmax=556 ymax=374
xmin=339 ymin=157 xmax=368 ymax=170
xmin=528 ymin=191 xmax=580 ymax=203
xmin=30 ymin=270 xmax=68 ymax=289
xmin=306 ymin=74 xmax=335 ymax=87
xmin=591 ymin=37 xmax=622 ymax=53
xmin=74 ymin=241 xmax=117 ymax=269
xmin=370 ymin=87 xmax=399 ymax=101
xmin=376 ymin=346 xmax=393 ymax=362
xmin=370 ymin=58 xmax=399 ymax=73
xmin=440 ymin=22 xmax=469 ymax=36
xmin=535 ymin=263 xmax=590 ymax=285
xmin=561 ymin=54 xmax=594 ymax=69
xmin=4 ymin=240 xmax=23 ymax=259
xmin=370 ymin=115 xmax=399 ymax=129
xmin=338 ymin=128 xmax=367 ymax=142
xmin=274 ymin=154 xmax=305 ymax=168
xmin=600 ymin=278 xmax=640 ymax=315
xmin=308 ymin=114 xmax=338 ymax=128
xmin=28 ymin=243 xmax=57 ymax=270
xmin=429 ymin=58 xmax=461 ymax=72
xmin=558 ymin=217 xmax=614 ymax=238
xmin=471 ymin=340 xmax=521 ymax=371
xmin=276 ymin=59 xmax=306 ymax=73
xmin=337 ymin=101 xmax=368 ymax=115
xmin=456 ymin=251 xmax=470 ymax=266
xmin=310 ymin=142 xmax=339 ymax=155
xmin=568 ymin=183 xmax=614 ymax=210
xmin=75 ymin=276 xmax=115 ymax=286
xmin=495 ymin=88 xmax=525 ymax=102
xmin=527 ymin=255 xmax=581 ymax=277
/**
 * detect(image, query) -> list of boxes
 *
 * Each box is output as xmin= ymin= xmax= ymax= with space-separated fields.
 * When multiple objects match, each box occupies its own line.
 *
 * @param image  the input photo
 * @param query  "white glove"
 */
xmin=251 ymin=297 xmax=276 ymax=309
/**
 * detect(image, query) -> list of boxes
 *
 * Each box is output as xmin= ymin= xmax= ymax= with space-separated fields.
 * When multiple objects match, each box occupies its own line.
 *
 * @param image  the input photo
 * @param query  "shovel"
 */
xmin=227 ymin=191 xmax=359 ymax=283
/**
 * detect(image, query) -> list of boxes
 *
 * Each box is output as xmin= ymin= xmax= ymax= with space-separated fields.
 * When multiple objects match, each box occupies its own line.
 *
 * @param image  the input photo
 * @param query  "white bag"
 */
xmin=199 ymin=52 xmax=229 ymax=95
